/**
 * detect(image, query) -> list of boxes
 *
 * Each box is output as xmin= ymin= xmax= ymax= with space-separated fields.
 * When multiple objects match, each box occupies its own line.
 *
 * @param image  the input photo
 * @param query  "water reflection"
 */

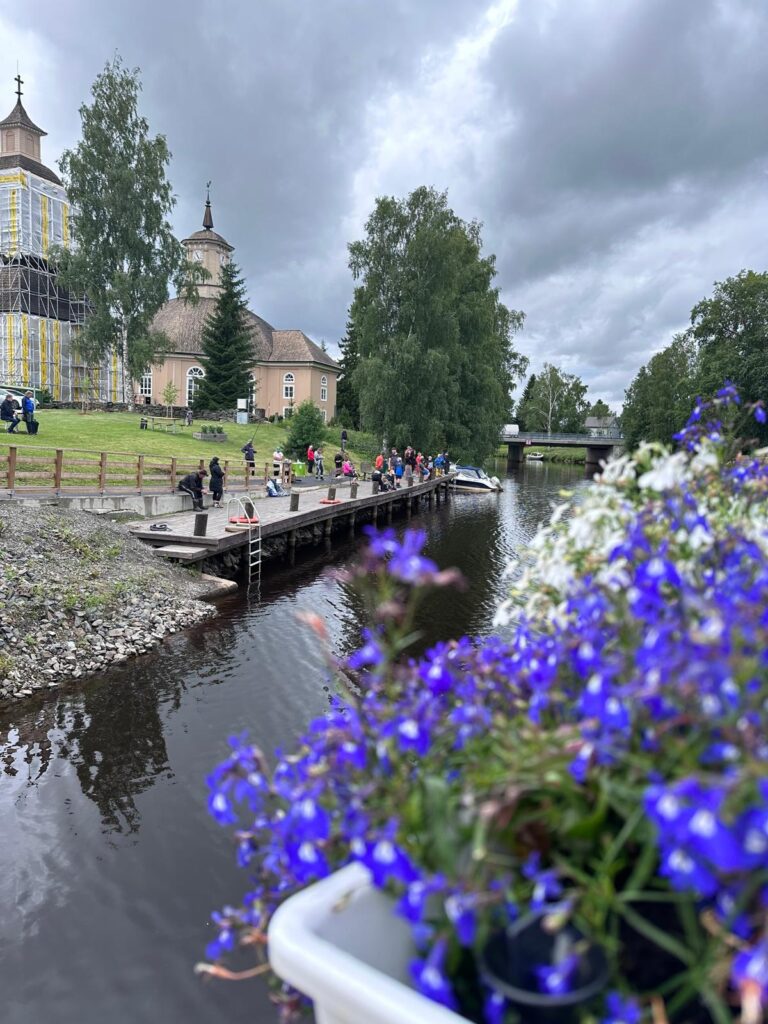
xmin=0 ymin=465 xmax=587 ymax=1024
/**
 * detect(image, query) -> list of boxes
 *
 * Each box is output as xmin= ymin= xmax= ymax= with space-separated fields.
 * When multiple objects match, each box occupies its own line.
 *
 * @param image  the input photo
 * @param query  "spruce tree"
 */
xmin=335 ymin=318 xmax=360 ymax=428
xmin=195 ymin=261 xmax=253 ymax=411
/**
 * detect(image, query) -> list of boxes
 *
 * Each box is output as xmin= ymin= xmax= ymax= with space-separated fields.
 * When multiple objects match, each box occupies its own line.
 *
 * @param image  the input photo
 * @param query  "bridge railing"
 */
xmin=500 ymin=431 xmax=624 ymax=443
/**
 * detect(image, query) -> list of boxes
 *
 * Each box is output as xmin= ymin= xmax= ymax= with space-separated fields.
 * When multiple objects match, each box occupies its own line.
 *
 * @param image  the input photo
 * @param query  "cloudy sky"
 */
xmin=3 ymin=0 xmax=768 ymax=406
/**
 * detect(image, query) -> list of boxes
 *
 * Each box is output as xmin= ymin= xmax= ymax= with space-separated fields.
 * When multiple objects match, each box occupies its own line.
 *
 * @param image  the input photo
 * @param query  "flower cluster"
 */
xmin=205 ymin=389 xmax=768 ymax=1023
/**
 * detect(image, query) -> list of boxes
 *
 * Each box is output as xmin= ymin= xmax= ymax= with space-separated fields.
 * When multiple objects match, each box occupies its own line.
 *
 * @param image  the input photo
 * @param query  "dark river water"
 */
xmin=0 ymin=461 xmax=587 ymax=1024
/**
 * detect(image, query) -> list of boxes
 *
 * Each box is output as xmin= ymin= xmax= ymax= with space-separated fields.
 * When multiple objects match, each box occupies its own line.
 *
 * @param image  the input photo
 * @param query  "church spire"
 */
xmin=202 ymin=181 xmax=214 ymax=230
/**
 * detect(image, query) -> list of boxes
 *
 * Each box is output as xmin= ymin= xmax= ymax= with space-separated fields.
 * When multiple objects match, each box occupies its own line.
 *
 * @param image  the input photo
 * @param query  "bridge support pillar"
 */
xmin=506 ymin=443 xmax=522 ymax=471
xmin=585 ymin=445 xmax=612 ymax=470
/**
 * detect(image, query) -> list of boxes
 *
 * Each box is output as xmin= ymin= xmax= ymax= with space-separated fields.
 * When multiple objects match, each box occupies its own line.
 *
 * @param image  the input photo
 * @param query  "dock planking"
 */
xmin=128 ymin=473 xmax=454 ymax=559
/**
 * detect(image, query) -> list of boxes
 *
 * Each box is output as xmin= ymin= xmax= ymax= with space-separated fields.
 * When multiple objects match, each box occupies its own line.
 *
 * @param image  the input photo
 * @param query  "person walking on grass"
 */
xmin=1 ymin=394 xmax=20 ymax=433
xmin=242 ymin=439 xmax=256 ymax=476
xmin=208 ymin=456 xmax=225 ymax=507
xmin=314 ymin=446 xmax=325 ymax=480
xmin=178 ymin=469 xmax=207 ymax=510
xmin=22 ymin=391 xmax=37 ymax=434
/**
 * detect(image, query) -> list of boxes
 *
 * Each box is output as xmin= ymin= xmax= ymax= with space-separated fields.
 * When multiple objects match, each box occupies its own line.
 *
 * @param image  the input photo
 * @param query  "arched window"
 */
xmin=283 ymin=372 xmax=295 ymax=401
xmin=139 ymin=369 xmax=152 ymax=401
xmin=186 ymin=366 xmax=205 ymax=405
xmin=320 ymin=374 xmax=328 ymax=403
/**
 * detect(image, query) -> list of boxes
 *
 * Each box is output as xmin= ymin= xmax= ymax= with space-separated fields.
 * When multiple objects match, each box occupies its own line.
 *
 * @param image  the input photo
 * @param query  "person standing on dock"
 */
xmin=307 ymin=444 xmax=315 ymax=476
xmin=178 ymin=469 xmax=207 ymax=510
xmin=314 ymin=446 xmax=325 ymax=480
xmin=208 ymin=456 xmax=225 ymax=507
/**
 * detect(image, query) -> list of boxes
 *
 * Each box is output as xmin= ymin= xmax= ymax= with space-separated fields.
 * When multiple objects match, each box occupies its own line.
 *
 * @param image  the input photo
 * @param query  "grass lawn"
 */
xmin=2 ymin=410 xmax=368 ymax=466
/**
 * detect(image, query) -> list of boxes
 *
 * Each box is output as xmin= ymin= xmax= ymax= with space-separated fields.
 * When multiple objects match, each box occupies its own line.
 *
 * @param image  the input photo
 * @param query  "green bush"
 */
xmin=285 ymin=399 xmax=326 ymax=458
xmin=329 ymin=426 xmax=381 ymax=460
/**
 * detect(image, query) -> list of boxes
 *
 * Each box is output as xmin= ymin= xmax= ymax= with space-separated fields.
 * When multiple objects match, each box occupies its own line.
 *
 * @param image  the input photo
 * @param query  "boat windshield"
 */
xmin=457 ymin=465 xmax=488 ymax=480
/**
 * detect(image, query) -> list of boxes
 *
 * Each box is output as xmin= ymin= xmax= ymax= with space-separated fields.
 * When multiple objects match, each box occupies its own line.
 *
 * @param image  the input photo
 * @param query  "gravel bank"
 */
xmin=0 ymin=503 xmax=217 ymax=704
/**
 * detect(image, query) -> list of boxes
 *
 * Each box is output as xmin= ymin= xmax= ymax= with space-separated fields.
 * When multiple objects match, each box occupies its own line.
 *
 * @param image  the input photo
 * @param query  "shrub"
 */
xmin=285 ymin=399 xmax=326 ymax=458
xmin=205 ymin=386 xmax=768 ymax=1023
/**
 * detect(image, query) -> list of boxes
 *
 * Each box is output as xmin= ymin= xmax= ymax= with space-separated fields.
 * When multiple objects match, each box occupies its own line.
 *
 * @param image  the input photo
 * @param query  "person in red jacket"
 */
xmin=307 ymin=444 xmax=315 ymax=476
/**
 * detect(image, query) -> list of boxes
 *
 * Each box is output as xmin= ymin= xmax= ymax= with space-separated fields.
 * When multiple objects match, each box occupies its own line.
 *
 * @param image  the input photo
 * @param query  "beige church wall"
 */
xmin=137 ymin=355 xmax=207 ymax=407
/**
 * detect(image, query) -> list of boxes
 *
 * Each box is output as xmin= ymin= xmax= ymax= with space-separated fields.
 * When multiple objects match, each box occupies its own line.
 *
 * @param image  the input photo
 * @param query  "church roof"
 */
xmin=182 ymin=228 xmax=233 ymax=251
xmin=150 ymin=298 xmax=339 ymax=370
xmin=152 ymin=296 xmax=273 ymax=360
xmin=0 ymin=99 xmax=46 ymax=136
xmin=271 ymin=330 xmax=339 ymax=368
xmin=0 ymin=153 xmax=61 ymax=186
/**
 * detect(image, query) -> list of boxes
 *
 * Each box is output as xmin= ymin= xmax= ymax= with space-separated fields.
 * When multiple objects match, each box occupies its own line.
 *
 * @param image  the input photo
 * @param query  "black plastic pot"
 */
xmin=479 ymin=909 xmax=609 ymax=1024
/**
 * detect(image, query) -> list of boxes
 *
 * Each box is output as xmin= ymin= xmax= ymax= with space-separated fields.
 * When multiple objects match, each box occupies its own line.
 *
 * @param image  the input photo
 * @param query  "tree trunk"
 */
xmin=121 ymin=327 xmax=134 ymax=410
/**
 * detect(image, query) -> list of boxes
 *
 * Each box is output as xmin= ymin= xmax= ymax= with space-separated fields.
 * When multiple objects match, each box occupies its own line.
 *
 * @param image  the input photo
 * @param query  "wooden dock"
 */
xmin=127 ymin=474 xmax=454 ymax=565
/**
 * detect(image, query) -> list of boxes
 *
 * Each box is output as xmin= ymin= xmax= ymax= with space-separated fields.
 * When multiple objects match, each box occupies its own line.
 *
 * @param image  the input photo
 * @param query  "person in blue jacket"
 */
xmin=22 ymin=391 xmax=36 ymax=434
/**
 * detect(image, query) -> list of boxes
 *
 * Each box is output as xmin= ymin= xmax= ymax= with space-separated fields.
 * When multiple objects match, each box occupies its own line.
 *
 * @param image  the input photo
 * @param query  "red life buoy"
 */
xmin=229 ymin=515 xmax=260 ymax=524
xmin=319 ymin=498 xmax=342 ymax=505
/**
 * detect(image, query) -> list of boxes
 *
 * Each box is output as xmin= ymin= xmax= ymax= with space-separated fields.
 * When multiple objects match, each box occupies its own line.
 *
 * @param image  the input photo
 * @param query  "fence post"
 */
xmin=137 ymin=454 xmax=144 ymax=494
xmin=54 ymin=449 xmax=63 ymax=495
xmin=8 ymin=446 xmax=16 ymax=494
xmin=98 ymin=452 xmax=107 ymax=494
xmin=170 ymin=457 xmax=177 ymax=492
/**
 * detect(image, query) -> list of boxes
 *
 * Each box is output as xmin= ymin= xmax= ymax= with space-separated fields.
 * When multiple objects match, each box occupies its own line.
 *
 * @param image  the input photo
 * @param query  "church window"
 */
xmin=320 ymin=375 xmax=328 ymax=403
xmin=139 ymin=370 xmax=152 ymax=399
xmin=187 ymin=366 xmax=205 ymax=405
xmin=283 ymin=372 xmax=295 ymax=400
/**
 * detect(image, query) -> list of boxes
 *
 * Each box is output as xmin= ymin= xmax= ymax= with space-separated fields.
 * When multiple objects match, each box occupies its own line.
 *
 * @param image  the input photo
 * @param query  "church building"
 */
xmin=0 ymin=78 xmax=120 ymax=401
xmin=148 ymin=195 xmax=339 ymax=420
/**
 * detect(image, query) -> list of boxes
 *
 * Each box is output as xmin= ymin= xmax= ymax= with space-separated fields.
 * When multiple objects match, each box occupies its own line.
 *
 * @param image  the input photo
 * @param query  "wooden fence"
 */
xmin=0 ymin=444 xmax=265 ymax=496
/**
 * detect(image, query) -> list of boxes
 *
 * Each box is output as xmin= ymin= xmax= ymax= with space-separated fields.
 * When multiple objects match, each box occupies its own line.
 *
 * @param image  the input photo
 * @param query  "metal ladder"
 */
xmin=226 ymin=494 xmax=262 ymax=590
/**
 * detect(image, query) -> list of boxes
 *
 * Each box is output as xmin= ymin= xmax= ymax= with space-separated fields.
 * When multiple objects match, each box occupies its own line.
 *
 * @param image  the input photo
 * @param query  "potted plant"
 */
xmin=202 ymin=386 xmax=768 ymax=1024
xmin=193 ymin=424 xmax=228 ymax=442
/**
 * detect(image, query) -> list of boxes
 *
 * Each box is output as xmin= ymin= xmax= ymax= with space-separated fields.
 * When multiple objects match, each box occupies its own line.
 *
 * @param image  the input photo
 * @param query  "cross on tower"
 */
xmin=14 ymin=73 xmax=23 ymax=101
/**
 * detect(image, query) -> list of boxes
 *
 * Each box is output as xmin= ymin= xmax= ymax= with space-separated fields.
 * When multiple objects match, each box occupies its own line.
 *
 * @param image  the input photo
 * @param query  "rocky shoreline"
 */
xmin=0 ymin=503 xmax=218 ymax=704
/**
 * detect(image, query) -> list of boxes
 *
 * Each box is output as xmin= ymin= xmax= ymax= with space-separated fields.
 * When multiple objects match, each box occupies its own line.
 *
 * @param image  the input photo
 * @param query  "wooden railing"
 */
xmin=0 ymin=444 xmax=259 ymax=496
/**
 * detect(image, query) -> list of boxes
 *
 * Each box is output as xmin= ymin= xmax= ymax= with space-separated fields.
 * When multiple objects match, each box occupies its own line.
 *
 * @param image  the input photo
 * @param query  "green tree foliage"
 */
xmin=162 ymin=380 xmax=179 ymax=416
xmin=56 ymin=56 xmax=205 ymax=401
xmin=285 ymin=399 xmax=326 ymax=458
xmin=194 ymin=261 xmax=253 ymax=411
xmin=620 ymin=333 xmax=699 ymax=448
xmin=335 ymin=318 xmax=360 ymax=429
xmin=515 ymin=373 xmax=536 ymax=430
xmin=516 ymin=363 xmax=588 ymax=434
xmin=691 ymin=270 xmax=768 ymax=405
xmin=587 ymin=399 xmax=612 ymax=420
xmin=348 ymin=186 xmax=527 ymax=461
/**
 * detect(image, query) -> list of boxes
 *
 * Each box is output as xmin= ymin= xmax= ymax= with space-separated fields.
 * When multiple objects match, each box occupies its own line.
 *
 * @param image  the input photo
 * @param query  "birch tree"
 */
xmin=348 ymin=186 xmax=527 ymax=460
xmin=56 ymin=56 xmax=206 ymax=406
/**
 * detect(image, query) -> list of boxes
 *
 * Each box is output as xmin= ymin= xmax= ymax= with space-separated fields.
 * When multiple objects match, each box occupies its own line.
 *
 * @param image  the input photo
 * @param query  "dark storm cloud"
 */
xmin=5 ymin=0 xmax=768 ymax=403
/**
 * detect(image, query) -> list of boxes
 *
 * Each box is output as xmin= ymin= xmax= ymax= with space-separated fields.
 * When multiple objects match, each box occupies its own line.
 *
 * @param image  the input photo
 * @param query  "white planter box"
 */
xmin=268 ymin=863 xmax=467 ymax=1024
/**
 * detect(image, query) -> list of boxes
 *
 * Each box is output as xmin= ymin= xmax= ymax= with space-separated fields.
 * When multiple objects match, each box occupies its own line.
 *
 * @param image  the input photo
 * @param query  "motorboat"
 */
xmin=526 ymin=451 xmax=545 ymax=461
xmin=453 ymin=465 xmax=503 ymax=493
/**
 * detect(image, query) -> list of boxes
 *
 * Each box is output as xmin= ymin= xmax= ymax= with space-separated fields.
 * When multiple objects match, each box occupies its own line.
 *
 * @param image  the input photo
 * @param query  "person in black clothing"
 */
xmin=1 ymin=394 xmax=20 ymax=433
xmin=208 ymin=456 xmax=225 ymax=507
xmin=178 ymin=469 xmax=207 ymax=510
xmin=340 ymin=428 xmax=348 ymax=452
xmin=333 ymin=451 xmax=343 ymax=476
xmin=241 ymin=440 xmax=256 ymax=475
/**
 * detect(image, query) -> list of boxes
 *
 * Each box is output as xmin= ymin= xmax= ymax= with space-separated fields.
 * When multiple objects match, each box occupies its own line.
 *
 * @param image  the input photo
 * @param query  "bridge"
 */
xmin=500 ymin=430 xmax=625 ymax=471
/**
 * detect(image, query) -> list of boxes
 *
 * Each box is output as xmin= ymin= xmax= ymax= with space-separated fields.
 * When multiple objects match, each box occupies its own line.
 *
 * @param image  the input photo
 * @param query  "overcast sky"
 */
xmin=3 ymin=0 xmax=768 ymax=406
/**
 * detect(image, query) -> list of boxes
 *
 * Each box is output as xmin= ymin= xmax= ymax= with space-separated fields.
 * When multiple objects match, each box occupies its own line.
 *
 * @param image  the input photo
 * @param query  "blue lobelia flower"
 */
xmin=534 ymin=952 xmax=580 ymax=995
xmin=601 ymin=991 xmax=642 ymax=1024
xmin=410 ymin=938 xmax=458 ymax=1011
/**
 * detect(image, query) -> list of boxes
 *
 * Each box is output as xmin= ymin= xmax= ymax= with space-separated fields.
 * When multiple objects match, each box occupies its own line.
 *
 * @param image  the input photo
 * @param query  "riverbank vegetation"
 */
xmin=622 ymin=269 xmax=768 ymax=448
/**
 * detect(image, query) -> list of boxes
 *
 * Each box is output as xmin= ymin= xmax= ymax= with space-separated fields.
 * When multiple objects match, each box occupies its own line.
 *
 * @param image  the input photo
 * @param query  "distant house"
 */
xmin=585 ymin=415 xmax=620 ymax=437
